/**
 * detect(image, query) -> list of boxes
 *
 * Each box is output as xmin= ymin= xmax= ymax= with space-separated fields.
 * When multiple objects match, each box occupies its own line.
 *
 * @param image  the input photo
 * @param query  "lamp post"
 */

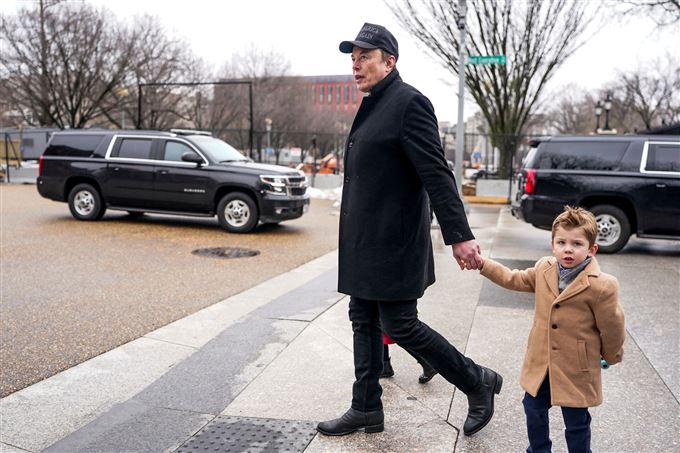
xmin=311 ymin=135 xmax=317 ymax=188
xmin=116 ymin=87 xmax=129 ymax=129
xmin=603 ymin=92 xmax=612 ymax=131
xmin=594 ymin=101 xmax=602 ymax=133
xmin=455 ymin=0 xmax=467 ymax=208
xmin=265 ymin=117 xmax=272 ymax=164
xmin=265 ymin=117 xmax=272 ymax=146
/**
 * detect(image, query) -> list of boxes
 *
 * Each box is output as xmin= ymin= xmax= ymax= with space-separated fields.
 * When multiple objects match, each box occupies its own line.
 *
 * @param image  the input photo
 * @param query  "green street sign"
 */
xmin=467 ymin=55 xmax=507 ymax=65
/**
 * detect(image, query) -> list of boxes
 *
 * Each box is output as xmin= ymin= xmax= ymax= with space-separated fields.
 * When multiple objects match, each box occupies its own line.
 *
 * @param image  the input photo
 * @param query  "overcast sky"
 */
xmin=5 ymin=0 xmax=680 ymax=123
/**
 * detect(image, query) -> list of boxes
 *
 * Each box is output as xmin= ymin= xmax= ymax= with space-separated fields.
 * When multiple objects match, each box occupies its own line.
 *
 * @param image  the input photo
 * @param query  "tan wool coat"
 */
xmin=480 ymin=256 xmax=625 ymax=407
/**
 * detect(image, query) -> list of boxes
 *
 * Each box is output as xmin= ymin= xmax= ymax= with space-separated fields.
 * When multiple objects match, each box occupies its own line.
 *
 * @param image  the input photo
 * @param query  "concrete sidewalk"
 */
xmin=1 ymin=206 xmax=678 ymax=452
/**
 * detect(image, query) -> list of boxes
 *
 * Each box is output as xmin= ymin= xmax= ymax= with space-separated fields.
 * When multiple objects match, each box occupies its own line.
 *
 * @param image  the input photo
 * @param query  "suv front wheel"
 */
xmin=591 ymin=204 xmax=631 ymax=254
xmin=68 ymin=183 xmax=106 ymax=221
xmin=217 ymin=192 xmax=258 ymax=233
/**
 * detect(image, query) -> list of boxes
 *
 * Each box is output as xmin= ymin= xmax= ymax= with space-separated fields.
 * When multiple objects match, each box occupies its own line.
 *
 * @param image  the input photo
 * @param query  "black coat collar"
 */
xmin=367 ymin=69 xmax=401 ymax=98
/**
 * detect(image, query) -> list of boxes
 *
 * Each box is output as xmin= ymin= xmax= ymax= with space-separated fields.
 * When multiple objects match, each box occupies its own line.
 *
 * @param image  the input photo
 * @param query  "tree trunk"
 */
xmin=490 ymin=133 xmax=519 ymax=178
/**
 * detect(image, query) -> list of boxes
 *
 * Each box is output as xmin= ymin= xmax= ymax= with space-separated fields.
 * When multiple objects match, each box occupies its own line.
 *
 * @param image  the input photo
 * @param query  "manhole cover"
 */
xmin=192 ymin=247 xmax=260 ymax=259
xmin=176 ymin=416 xmax=317 ymax=452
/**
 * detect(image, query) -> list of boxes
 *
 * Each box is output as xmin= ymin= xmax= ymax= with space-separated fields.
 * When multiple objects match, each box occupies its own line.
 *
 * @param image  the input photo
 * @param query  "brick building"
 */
xmin=291 ymin=75 xmax=362 ymax=113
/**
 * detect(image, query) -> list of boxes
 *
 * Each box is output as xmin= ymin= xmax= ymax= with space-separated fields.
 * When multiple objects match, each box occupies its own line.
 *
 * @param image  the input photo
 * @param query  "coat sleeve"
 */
xmin=479 ymin=257 xmax=539 ymax=293
xmin=400 ymin=94 xmax=474 ymax=245
xmin=592 ymin=277 xmax=626 ymax=365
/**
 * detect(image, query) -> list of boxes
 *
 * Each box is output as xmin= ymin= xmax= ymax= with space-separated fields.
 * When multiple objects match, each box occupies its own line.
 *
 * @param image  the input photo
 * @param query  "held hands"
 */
xmin=452 ymin=240 xmax=484 ymax=270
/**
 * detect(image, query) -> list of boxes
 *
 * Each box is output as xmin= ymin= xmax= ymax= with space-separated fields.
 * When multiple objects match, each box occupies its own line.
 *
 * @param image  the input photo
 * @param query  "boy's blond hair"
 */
xmin=551 ymin=206 xmax=598 ymax=246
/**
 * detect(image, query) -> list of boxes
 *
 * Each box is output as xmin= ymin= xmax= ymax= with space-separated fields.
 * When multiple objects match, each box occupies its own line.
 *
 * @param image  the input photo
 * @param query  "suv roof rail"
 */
xmin=170 ymin=129 xmax=212 ymax=136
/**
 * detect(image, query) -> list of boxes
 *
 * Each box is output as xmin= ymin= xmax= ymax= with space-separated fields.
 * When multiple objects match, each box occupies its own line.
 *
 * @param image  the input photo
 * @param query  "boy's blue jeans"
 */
xmin=523 ymin=374 xmax=592 ymax=453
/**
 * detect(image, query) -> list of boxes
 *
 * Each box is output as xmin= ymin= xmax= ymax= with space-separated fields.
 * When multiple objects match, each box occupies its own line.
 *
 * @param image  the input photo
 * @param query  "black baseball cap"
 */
xmin=339 ymin=23 xmax=399 ymax=60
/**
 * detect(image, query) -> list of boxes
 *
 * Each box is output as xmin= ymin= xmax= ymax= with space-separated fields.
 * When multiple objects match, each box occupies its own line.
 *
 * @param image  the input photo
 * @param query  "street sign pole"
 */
xmin=455 ymin=0 xmax=467 ymax=209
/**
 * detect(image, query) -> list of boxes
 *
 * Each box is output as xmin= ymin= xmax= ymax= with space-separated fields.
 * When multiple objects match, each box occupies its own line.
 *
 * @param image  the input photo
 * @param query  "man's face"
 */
xmin=551 ymin=226 xmax=598 ymax=268
xmin=351 ymin=47 xmax=394 ymax=93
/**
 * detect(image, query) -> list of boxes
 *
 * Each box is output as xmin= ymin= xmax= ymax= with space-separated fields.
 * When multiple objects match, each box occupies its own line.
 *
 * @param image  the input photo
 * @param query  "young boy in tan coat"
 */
xmin=478 ymin=206 xmax=625 ymax=452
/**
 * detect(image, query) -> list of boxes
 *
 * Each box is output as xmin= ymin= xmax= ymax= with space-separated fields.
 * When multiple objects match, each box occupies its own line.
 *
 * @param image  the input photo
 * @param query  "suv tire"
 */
xmin=591 ymin=204 xmax=631 ymax=254
xmin=68 ymin=183 xmax=106 ymax=221
xmin=217 ymin=192 xmax=258 ymax=233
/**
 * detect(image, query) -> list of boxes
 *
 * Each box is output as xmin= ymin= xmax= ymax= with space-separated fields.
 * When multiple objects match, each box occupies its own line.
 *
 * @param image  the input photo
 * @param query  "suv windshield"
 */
xmin=189 ymin=136 xmax=248 ymax=163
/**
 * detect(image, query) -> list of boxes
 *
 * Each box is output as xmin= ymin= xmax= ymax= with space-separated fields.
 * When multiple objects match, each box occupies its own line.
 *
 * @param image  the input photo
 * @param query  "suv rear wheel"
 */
xmin=68 ymin=183 xmax=106 ymax=221
xmin=217 ymin=192 xmax=258 ymax=233
xmin=591 ymin=204 xmax=631 ymax=254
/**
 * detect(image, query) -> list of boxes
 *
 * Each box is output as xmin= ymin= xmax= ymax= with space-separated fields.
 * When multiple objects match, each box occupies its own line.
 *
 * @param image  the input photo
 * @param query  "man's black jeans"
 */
xmin=349 ymin=296 xmax=482 ymax=412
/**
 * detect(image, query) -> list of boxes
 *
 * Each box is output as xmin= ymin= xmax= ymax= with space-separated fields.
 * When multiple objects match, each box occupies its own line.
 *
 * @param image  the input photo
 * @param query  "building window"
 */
xmin=328 ymin=86 xmax=333 ymax=104
xmin=352 ymin=85 xmax=358 ymax=103
xmin=344 ymin=85 xmax=350 ymax=104
xmin=336 ymin=85 xmax=341 ymax=104
xmin=319 ymin=86 xmax=325 ymax=104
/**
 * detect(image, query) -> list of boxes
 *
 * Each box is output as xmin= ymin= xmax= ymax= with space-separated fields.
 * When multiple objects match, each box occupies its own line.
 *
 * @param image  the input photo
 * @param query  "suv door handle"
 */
xmin=157 ymin=169 xmax=169 ymax=175
xmin=656 ymin=183 xmax=667 ymax=188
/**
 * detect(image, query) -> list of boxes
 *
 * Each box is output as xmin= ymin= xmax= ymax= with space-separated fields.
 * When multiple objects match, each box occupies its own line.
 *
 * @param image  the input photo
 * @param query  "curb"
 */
xmin=463 ymin=195 xmax=510 ymax=205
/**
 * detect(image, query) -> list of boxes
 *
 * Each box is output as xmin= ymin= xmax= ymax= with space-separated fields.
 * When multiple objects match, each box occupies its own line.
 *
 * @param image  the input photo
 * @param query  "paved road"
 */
xmin=0 ymin=184 xmax=340 ymax=397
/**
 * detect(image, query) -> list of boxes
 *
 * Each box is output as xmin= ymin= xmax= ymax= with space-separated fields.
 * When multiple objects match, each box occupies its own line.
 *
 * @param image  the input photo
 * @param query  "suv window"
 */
xmin=163 ymin=141 xmax=194 ymax=162
xmin=535 ymin=141 xmax=630 ymax=170
xmin=188 ymin=136 xmax=246 ymax=162
xmin=45 ymin=134 xmax=105 ymax=157
xmin=115 ymin=138 xmax=152 ymax=160
xmin=644 ymin=142 xmax=680 ymax=173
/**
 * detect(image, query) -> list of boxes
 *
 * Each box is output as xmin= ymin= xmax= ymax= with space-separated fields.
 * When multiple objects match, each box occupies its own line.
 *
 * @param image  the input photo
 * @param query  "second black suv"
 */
xmin=512 ymin=135 xmax=680 ymax=253
xmin=37 ymin=129 xmax=310 ymax=233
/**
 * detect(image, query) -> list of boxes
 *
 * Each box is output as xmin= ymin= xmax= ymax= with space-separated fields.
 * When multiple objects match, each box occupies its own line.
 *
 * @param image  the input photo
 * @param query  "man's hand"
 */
xmin=452 ymin=240 xmax=482 ymax=270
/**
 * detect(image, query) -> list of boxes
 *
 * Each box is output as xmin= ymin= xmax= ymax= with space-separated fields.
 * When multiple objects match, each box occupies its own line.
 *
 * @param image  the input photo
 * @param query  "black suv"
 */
xmin=37 ymin=130 xmax=310 ymax=233
xmin=512 ymin=135 xmax=680 ymax=253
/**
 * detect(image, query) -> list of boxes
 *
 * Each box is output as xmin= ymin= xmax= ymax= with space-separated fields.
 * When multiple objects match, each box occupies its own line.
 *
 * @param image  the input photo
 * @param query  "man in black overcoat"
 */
xmin=316 ymin=23 xmax=503 ymax=438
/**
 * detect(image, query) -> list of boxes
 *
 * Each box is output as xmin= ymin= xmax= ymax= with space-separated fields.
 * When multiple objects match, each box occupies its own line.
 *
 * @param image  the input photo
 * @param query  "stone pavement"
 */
xmin=1 ymin=205 xmax=678 ymax=452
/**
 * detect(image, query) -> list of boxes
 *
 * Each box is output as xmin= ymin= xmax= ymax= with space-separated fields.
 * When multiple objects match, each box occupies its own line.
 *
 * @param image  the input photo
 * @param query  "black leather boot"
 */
xmin=380 ymin=357 xmax=394 ymax=378
xmin=316 ymin=408 xmax=385 ymax=436
xmin=463 ymin=366 xmax=503 ymax=436
xmin=418 ymin=361 xmax=438 ymax=384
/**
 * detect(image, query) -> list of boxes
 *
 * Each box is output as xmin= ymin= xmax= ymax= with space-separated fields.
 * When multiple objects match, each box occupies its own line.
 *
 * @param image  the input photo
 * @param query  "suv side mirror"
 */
xmin=181 ymin=152 xmax=203 ymax=166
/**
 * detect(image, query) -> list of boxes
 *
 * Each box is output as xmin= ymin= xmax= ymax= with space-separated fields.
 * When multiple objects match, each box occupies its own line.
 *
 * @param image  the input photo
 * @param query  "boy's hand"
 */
xmin=452 ymin=240 xmax=482 ymax=270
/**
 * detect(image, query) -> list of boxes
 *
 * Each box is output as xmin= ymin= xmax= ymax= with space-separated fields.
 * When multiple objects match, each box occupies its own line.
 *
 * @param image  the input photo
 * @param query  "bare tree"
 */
xmin=211 ymin=45 xmax=291 ymax=152
xmin=617 ymin=0 xmax=680 ymax=27
xmin=388 ymin=0 xmax=593 ymax=176
xmin=1 ymin=1 xmax=135 ymax=128
xmin=544 ymin=85 xmax=598 ymax=134
xmin=619 ymin=56 xmax=679 ymax=130
xmin=97 ymin=14 xmax=203 ymax=130
xmin=213 ymin=45 xmax=350 ymax=163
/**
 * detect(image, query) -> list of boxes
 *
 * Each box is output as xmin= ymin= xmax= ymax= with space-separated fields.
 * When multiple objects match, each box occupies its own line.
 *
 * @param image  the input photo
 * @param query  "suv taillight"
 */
xmin=524 ymin=169 xmax=536 ymax=194
xmin=39 ymin=155 xmax=44 ymax=177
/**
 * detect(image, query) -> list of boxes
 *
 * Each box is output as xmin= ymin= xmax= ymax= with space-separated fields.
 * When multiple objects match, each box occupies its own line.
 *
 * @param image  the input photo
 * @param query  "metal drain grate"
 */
xmin=192 ymin=247 xmax=260 ymax=259
xmin=176 ymin=416 xmax=317 ymax=452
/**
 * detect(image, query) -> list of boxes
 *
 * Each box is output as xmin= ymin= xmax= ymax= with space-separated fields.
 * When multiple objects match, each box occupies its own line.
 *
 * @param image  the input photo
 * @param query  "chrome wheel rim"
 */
xmin=224 ymin=199 xmax=250 ymax=227
xmin=595 ymin=214 xmax=621 ymax=247
xmin=74 ymin=190 xmax=95 ymax=216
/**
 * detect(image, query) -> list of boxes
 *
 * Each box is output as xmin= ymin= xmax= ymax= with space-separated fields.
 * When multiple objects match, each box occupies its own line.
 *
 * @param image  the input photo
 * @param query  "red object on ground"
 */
xmin=383 ymin=333 xmax=395 ymax=345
